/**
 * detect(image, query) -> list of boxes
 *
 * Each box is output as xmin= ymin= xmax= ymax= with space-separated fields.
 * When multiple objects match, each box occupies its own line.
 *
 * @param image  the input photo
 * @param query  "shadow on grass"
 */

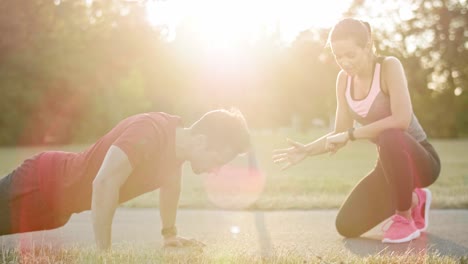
xmin=254 ymin=211 xmax=273 ymax=257
xmin=343 ymin=233 xmax=468 ymax=258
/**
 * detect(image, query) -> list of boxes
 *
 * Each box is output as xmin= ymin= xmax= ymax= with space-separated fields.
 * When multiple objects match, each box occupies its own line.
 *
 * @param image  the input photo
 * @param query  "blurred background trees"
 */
xmin=0 ymin=0 xmax=466 ymax=145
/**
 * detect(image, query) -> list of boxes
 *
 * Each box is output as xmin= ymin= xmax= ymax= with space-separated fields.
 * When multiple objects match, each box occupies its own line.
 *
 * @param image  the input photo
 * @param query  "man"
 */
xmin=0 ymin=109 xmax=250 ymax=250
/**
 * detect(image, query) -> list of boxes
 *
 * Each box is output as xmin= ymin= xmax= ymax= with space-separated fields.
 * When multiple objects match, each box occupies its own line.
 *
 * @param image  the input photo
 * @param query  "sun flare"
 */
xmin=146 ymin=0 xmax=352 ymax=48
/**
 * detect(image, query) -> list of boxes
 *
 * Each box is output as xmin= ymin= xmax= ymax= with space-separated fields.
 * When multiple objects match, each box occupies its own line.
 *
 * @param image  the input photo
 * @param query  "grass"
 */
xmin=1 ymin=129 xmax=467 ymax=210
xmin=0 ymin=245 xmax=466 ymax=264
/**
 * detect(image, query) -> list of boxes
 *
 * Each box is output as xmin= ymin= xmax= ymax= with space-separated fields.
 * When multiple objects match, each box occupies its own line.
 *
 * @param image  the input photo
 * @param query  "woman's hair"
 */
xmin=327 ymin=18 xmax=372 ymax=48
xmin=190 ymin=108 xmax=251 ymax=154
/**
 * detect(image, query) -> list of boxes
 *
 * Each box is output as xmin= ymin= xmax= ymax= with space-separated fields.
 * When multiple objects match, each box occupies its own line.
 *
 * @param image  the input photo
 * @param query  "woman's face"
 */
xmin=331 ymin=38 xmax=369 ymax=77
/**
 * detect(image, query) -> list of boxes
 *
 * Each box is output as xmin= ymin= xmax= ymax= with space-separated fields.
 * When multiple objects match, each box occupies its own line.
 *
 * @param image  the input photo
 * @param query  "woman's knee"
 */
xmin=335 ymin=214 xmax=363 ymax=238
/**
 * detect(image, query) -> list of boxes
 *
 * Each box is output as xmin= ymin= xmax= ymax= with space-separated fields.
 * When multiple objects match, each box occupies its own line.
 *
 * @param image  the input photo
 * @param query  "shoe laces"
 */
xmin=381 ymin=214 xmax=409 ymax=232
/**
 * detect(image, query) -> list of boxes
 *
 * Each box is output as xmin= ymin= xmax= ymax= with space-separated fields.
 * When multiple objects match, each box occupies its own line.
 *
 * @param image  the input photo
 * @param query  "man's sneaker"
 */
xmin=382 ymin=214 xmax=420 ymax=243
xmin=412 ymin=188 xmax=432 ymax=232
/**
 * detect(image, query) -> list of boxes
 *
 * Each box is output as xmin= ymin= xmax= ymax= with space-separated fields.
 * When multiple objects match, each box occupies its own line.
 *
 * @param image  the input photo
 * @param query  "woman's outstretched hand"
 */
xmin=272 ymin=139 xmax=309 ymax=170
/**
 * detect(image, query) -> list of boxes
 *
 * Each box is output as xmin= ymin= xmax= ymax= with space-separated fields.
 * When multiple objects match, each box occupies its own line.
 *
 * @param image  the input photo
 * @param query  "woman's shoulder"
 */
xmin=336 ymin=70 xmax=349 ymax=92
xmin=336 ymin=69 xmax=349 ymax=83
xmin=380 ymin=56 xmax=403 ymax=68
xmin=379 ymin=56 xmax=406 ymax=80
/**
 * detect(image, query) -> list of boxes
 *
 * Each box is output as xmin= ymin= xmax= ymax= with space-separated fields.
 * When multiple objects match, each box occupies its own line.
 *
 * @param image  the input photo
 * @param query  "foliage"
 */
xmin=0 ymin=0 xmax=466 ymax=145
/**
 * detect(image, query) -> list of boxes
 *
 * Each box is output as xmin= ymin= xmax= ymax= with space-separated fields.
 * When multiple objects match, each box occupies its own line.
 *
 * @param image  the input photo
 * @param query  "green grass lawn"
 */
xmin=0 ymin=245 xmax=465 ymax=264
xmin=1 ymin=129 xmax=467 ymax=210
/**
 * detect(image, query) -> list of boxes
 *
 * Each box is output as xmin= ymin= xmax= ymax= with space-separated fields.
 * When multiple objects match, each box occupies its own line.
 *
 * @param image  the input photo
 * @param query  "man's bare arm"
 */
xmin=159 ymin=173 xmax=181 ymax=239
xmin=91 ymin=145 xmax=132 ymax=251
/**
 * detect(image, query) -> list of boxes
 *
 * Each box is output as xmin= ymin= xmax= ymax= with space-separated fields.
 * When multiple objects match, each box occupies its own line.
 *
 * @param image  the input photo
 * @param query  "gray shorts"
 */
xmin=0 ymin=154 xmax=70 ymax=235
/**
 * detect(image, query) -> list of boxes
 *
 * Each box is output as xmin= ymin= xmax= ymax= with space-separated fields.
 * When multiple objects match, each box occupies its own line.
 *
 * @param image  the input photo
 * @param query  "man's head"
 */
xmin=186 ymin=108 xmax=251 ymax=174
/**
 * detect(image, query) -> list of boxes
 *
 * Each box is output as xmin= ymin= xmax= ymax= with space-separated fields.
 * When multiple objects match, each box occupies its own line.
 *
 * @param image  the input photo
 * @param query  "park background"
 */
xmin=0 ymin=1 xmax=468 ymax=263
xmin=0 ymin=0 xmax=467 ymax=210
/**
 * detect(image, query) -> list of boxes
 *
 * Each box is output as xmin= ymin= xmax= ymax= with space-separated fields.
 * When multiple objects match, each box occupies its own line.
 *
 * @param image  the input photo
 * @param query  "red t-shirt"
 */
xmin=37 ymin=112 xmax=182 ymax=215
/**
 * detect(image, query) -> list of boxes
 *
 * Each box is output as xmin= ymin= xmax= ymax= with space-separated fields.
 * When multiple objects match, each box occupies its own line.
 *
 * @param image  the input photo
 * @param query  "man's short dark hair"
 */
xmin=190 ymin=108 xmax=250 ymax=154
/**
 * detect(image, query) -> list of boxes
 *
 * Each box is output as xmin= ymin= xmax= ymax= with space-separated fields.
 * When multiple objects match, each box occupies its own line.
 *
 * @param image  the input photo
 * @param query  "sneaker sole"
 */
xmin=382 ymin=229 xmax=421 ymax=244
xmin=419 ymin=188 xmax=432 ymax=232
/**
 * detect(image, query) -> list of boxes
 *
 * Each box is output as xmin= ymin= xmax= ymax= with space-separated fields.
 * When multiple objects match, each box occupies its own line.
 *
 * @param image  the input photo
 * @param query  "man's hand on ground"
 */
xmin=163 ymin=236 xmax=206 ymax=249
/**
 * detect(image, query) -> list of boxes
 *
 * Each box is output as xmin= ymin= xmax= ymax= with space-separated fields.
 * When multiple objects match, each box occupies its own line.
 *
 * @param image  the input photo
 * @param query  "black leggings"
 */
xmin=335 ymin=129 xmax=441 ymax=238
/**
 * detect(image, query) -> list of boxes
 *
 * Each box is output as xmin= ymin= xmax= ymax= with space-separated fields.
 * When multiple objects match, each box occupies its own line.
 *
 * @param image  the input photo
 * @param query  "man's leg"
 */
xmin=0 ymin=172 xmax=14 ymax=235
xmin=335 ymin=163 xmax=395 ymax=238
xmin=1 ymin=154 xmax=71 ymax=235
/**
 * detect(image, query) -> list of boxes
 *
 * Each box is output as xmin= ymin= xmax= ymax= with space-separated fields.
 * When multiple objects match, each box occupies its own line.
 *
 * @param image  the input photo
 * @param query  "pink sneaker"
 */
xmin=412 ymin=188 xmax=432 ymax=232
xmin=382 ymin=214 xmax=420 ymax=243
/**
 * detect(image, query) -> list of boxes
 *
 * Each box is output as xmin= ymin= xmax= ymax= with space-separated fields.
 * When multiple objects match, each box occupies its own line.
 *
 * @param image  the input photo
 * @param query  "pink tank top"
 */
xmin=344 ymin=57 xmax=427 ymax=142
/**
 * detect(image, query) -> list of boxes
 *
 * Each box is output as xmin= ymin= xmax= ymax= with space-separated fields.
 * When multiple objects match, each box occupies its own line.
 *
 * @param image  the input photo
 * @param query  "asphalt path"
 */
xmin=1 ymin=209 xmax=467 ymax=258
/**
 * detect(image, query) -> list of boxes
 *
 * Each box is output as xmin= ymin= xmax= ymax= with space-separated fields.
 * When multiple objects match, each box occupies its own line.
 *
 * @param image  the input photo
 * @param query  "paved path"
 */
xmin=1 ymin=209 xmax=467 ymax=257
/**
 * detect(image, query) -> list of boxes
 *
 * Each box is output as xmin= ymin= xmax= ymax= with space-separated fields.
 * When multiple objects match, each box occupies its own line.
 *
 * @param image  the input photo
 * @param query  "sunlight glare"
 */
xmin=230 ymin=226 xmax=241 ymax=234
xmin=146 ymin=0 xmax=352 ymax=46
xmin=85 ymin=0 xmax=93 ymax=7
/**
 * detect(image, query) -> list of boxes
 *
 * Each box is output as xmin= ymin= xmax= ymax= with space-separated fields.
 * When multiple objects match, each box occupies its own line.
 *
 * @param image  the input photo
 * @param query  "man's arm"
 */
xmin=91 ymin=145 xmax=133 ymax=251
xmin=159 ymin=172 xmax=181 ymax=240
xmin=159 ymin=174 xmax=205 ymax=249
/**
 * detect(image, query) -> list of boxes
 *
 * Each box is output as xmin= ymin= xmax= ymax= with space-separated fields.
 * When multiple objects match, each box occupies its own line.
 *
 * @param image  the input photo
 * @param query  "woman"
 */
xmin=273 ymin=18 xmax=440 ymax=243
